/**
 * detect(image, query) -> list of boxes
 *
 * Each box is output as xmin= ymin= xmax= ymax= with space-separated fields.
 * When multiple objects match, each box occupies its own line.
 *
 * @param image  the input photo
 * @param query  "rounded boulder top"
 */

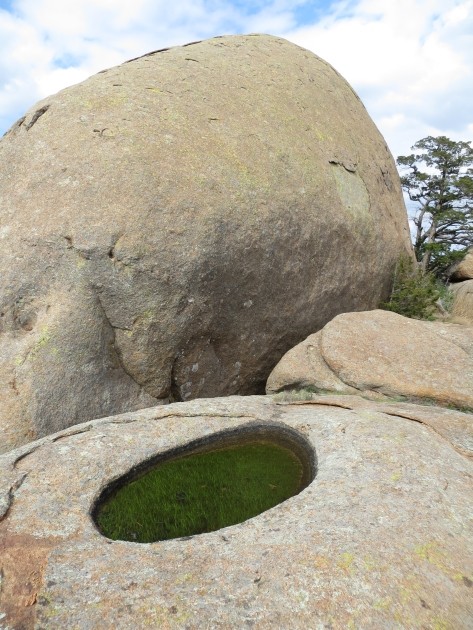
xmin=0 ymin=34 xmax=412 ymax=452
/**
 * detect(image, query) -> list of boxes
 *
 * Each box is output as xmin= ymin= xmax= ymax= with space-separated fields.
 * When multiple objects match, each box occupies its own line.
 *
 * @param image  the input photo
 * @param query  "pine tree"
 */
xmin=397 ymin=136 xmax=473 ymax=277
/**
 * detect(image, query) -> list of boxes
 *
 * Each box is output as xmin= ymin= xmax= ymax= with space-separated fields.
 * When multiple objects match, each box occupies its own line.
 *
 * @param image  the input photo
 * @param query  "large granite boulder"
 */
xmin=0 ymin=395 xmax=472 ymax=628
xmin=449 ymin=250 xmax=473 ymax=324
xmin=267 ymin=309 xmax=473 ymax=410
xmin=450 ymin=280 xmax=473 ymax=325
xmin=450 ymin=248 xmax=473 ymax=281
xmin=0 ymin=34 xmax=412 ymax=453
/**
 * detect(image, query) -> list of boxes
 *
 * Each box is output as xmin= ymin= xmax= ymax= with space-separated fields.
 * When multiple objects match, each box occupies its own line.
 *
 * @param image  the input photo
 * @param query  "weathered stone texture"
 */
xmin=267 ymin=309 xmax=473 ymax=410
xmin=0 ymin=34 xmax=412 ymax=453
xmin=450 ymin=279 xmax=473 ymax=324
xmin=0 ymin=395 xmax=472 ymax=628
xmin=450 ymin=248 xmax=473 ymax=281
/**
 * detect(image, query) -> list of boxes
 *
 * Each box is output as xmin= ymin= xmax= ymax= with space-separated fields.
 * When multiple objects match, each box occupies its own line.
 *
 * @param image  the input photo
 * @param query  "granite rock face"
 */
xmin=0 ymin=395 xmax=472 ymax=629
xmin=451 ymin=280 xmax=473 ymax=324
xmin=450 ymin=248 xmax=473 ymax=281
xmin=0 ymin=34 xmax=412 ymax=453
xmin=449 ymin=249 xmax=473 ymax=324
xmin=267 ymin=309 xmax=473 ymax=410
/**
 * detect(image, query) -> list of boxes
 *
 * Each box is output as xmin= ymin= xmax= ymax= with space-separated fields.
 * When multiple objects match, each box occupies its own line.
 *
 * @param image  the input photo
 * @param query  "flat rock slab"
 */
xmin=267 ymin=310 xmax=473 ymax=410
xmin=1 ymin=395 xmax=472 ymax=629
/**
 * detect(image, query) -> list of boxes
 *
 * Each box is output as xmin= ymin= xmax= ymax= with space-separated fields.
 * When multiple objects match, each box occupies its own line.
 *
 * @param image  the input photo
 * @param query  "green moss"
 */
xmin=338 ymin=552 xmax=355 ymax=574
xmin=95 ymin=441 xmax=304 ymax=543
xmin=273 ymin=388 xmax=318 ymax=402
xmin=27 ymin=326 xmax=53 ymax=362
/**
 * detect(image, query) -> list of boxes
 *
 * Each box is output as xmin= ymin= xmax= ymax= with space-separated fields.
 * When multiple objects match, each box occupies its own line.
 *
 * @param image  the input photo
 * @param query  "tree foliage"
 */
xmin=397 ymin=136 xmax=473 ymax=277
xmin=381 ymin=256 xmax=451 ymax=320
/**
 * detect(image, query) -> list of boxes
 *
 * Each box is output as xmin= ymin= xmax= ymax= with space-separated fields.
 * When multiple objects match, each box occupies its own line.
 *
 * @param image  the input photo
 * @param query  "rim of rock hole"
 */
xmin=90 ymin=422 xmax=317 ymax=543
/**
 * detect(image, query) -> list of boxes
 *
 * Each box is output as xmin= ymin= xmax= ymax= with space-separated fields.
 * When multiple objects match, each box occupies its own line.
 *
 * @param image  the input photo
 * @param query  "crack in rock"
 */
xmin=13 ymin=445 xmax=44 ymax=469
xmin=0 ymin=473 xmax=27 ymax=522
xmin=51 ymin=426 xmax=93 ymax=443
xmin=11 ymin=427 xmax=94 ymax=469
xmin=281 ymin=397 xmax=472 ymax=460
xmin=96 ymin=293 xmax=131 ymax=332
xmin=3 ymin=116 xmax=25 ymax=137
xmin=329 ymin=158 xmax=357 ymax=173
xmin=24 ymin=105 xmax=50 ymax=131
xmin=379 ymin=408 xmax=473 ymax=460
xmin=107 ymin=412 xmax=258 ymax=425
xmin=124 ymin=37 xmax=217 ymax=64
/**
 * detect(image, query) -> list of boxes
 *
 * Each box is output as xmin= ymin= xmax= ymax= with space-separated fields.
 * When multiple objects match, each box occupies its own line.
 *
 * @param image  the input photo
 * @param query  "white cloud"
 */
xmin=0 ymin=0 xmax=309 ymax=131
xmin=0 ymin=0 xmax=472 ymax=161
xmin=283 ymin=0 xmax=473 ymax=157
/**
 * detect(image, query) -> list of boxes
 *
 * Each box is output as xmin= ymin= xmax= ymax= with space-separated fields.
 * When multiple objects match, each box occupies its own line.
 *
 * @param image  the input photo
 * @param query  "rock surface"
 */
xmin=0 ymin=34 xmax=412 ymax=453
xmin=450 ymin=248 xmax=473 ymax=281
xmin=267 ymin=309 xmax=473 ymax=410
xmin=0 ymin=395 xmax=472 ymax=629
xmin=450 ymin=280 xmax=473 ymax=324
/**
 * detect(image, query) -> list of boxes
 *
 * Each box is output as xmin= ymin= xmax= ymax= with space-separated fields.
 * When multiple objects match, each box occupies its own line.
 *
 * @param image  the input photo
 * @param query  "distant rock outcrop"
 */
xmin=448 ymin=251 xmax=473 ymax=324
xmin=0 ymin=395 xmax=471 ymax=628
xmin=267 ymin=309 xmax=473 ymax=410
xmin=0 ymin=34 xmax=412 ymax=453
xmin=450 ymin=248 xmax=473 ymax=281
xmin=450 ymin=279 xmax=473 ymax=324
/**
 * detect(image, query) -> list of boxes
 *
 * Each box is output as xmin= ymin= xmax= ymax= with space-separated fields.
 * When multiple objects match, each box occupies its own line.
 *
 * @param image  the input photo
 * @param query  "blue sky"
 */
xmin=0 ymin=0 xmax=472 ymax=159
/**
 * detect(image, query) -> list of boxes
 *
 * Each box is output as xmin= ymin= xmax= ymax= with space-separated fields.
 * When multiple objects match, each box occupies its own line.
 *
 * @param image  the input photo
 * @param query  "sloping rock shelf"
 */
xmin=1 ymin=395 xmax=472 ymax=628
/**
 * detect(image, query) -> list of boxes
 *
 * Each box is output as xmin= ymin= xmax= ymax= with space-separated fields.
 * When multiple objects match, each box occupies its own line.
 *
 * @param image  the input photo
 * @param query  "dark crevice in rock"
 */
xmin=3 ymin=115 xmax=25 ymax=137
xmin=169 ymin=357 xmax=182 ymax=402
xmin=95 ymin=293 xmax=154 ymax=402
xmin=379 ymin=409 xmax=473 ymax=460
xmin=279 ymin=396 xmax=472 ymax=460
xmin=125 ymin=38 xmax=208 ymax=64
xmin=108 ymin=412 xmax=258 ymax=426
xmin=95 ymin=293 xmax=130 ymax=332
xmin=0 ymin=473 xmax=27 ymax=522
xmin=125 ymin=47 xmax=172 ymax=64
xmin=182 ymin=40 xmax=204 ymax=47
xmin=9 ymin=377 xmax=19 ymax=396
xmin=13 ymin=445 xmax=44 ymax=469
xmin=10 ymin=425 xmax=100 ymax=469
xmin=365 ymin=174 xmax=373 ymax=213
xmin=62 ymin=235 xmax=92 ymax=260
xmin=380 ymin=166 xmax=394 ymax=191
xmin=51 ymin=426 xmax=92 ymax=443
xmin=329 ymin=159 xmax=357 ymax=173
xmin=11 ymin=427 xmax=95 ymax=469
xmin=276 ymin=399 xmax=356 ymax=411
xmin=25 ymin=105 xmax=50 ymax=131
xmin=106 ymin=234 xmax=123 ymax=262
xmin=93 ymin=127 xmax=109 ymax=137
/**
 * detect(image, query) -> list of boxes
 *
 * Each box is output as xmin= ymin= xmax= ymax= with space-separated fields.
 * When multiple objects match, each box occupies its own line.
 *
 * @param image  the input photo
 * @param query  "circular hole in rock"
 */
xmin=92 ymin=423 xmax=316 ymax=543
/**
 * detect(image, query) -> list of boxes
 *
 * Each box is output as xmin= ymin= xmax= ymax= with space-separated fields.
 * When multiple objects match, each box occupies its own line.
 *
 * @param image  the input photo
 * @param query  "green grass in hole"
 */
xmin=96 ymin=441 xmax=304 ymax=543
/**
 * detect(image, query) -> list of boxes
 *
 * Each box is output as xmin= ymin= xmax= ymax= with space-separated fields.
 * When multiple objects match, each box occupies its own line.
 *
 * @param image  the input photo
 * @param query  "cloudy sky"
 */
xmin=0 ymin=0 xmax=472 ymax=159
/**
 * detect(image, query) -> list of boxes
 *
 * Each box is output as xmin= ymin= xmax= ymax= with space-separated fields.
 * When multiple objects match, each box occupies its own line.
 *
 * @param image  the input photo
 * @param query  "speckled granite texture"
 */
xmin=0 ymin=395 xmax=472 ymax=629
